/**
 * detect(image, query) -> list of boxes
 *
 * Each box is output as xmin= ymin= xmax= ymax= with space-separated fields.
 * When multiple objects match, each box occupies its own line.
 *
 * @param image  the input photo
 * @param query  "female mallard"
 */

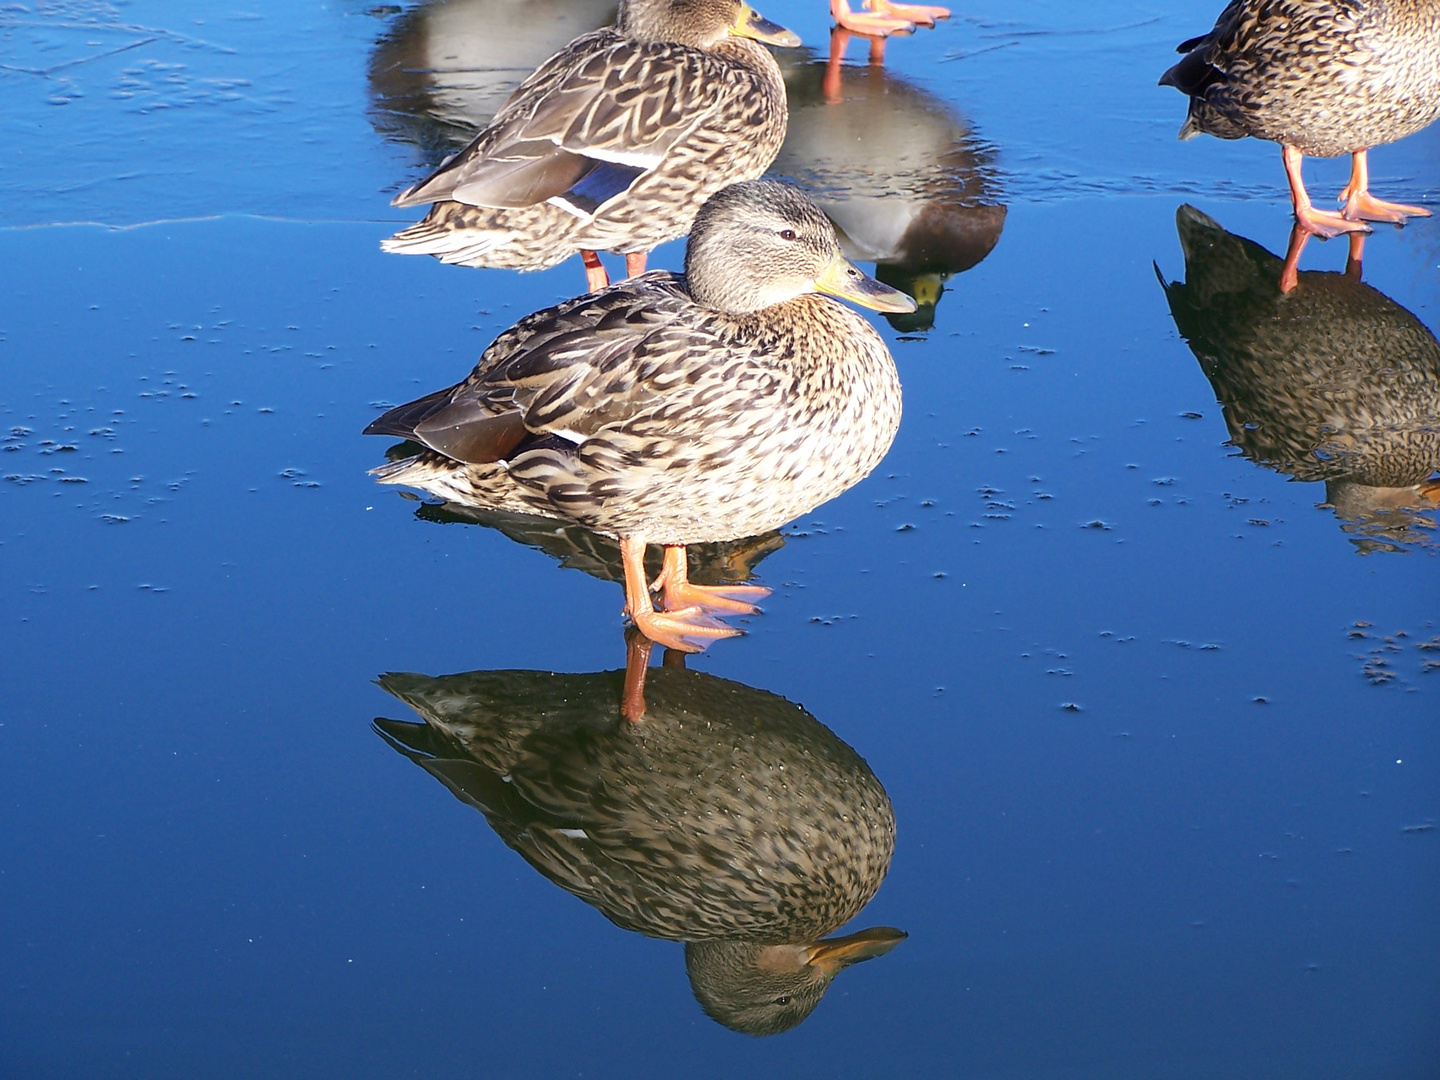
xmin=365 ymin=181 xmax=915 ymax=652
xmin=1160 ymin=0 xmax=1440 ymax=237
xmin=382 ymin=0 xmax=799 ymax=291
xmin=373 ymin=658 xmax=902 ymax=1035
xmin=1160 ymin=204 xmax=1440 ymax=552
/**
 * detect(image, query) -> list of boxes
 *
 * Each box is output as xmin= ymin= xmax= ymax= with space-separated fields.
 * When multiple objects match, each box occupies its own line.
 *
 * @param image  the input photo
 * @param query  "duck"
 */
xmin=773 ymin=32 xmax=1006 ymax=331
xmin=1159 ymin=204 xmax=1440 ymax=553
xmin=372 ymin=654 xmax=902 ymax=1035
xmin=365 ymin=180 xmax=915 ymax=652
xmin=1160 ymin=0 xmax=1440 ymax=238
xmin=381 ymin=0 xmax=799 ymax=292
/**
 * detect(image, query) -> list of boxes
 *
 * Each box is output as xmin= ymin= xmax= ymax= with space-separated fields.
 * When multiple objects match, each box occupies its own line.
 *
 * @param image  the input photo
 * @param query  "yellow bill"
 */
xmin=815 ymin=255 xmax=920 ymax=314
xmin=732 ymin=3 xmax=802 ymax=48
xmin=804 ymin=926 xmax=908 ymax=976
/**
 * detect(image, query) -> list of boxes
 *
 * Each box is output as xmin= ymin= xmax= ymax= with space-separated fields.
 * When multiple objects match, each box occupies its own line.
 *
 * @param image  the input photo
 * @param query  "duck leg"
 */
xmin=581 ymin=250 xmax=610 ymax=292
xmin=1338 ymin=149 xmax=1431 ymax=225
xmin=621 ymin=538 xmax=739 ymax=653
xmin=830 ymin=0 xmax=914 ymax=36
xmin=621 ymin=627 xmax=654 ymax=722
xmin=652 ymin=544 xmax=770 ymax=615
xmin=1283 ymin=145 xmax=1370 ymax=239
xmin=625 ymin=252 xmax=648 ymax=278
xmin=1345 ymin=231 xmax=1366 ymax=280
xmin=1278 ymin=222 xmax=1310 ymax=294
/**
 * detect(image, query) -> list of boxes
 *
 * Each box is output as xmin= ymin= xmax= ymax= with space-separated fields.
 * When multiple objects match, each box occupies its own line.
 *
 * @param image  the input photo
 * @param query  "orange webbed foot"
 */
xmin=873 ymin=0 xmax=950 ymax=26
xmin=660 ymin=581 xmax=770 ymax=617
xmin=1341 ymin=191 xmax=1432 ymax=225
xmin=1295 ymin=204 xmax=1371 ymax=240
xmin=629 ymin=607 xmax=741 ymax=654
xmin=831 ymin=0 xmax=914 ymax=35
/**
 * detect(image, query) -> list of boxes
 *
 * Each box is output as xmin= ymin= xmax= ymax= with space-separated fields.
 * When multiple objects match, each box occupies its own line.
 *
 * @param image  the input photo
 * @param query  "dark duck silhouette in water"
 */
xmin=1160 ymin=0 xmax=1440 ymax=239
xmin=1159 ymin=205 xmax=1440 ymax=553
xmin=372 ymin=653 xmax=903 ymax=1035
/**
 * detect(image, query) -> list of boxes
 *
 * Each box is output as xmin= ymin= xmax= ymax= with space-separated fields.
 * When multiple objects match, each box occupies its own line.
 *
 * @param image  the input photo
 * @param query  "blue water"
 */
xmin=2 ymin=2 xmax=1437 ymax=1078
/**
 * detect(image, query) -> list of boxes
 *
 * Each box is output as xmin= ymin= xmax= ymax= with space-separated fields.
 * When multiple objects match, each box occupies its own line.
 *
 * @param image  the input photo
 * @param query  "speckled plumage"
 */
xmin=374 ymin=663 xmax=900 ymax=1034
xmin=1161 ymin=0 xmax=1440 ymax=157
xmin=368 ymin=183 xmax=904 ymax=549
xmin=1160 ymin=205 xmax=1440 ymax=546
xmin=382 ymin=0 xmax=792 ymax=270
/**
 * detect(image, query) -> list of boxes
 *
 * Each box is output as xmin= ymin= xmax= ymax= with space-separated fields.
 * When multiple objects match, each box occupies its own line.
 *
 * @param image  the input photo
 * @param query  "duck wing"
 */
xmin=365 ymin=275 xmax=709 ymax=465
xmin=392 ymin=34 xmax=740 ymax=217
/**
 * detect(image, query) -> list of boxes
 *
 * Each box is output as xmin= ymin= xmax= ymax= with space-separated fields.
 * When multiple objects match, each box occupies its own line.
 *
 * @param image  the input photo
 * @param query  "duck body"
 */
xmin=1164 ymin=0 xmax=1440 ymax=157
xmin=1162 ymin=1 xmax=1440 ymax=234
xmin=371 ymin=272 xmax=901 ymax=545
xmin=383 ymin=0 xmax=795 ymax=278
xmin=368 ymin=182 xmax=913 ymax=651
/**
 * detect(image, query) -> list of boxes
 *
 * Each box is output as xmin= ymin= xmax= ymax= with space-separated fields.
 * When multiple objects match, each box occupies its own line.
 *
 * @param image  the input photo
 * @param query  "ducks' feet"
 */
xmin=621 ymin=538 xmax=746 ymax=655
xmin=630 ymin=606 xmax=740 ymax=653
xmin=872 ymin=0 xmax=950 ymax=25
xmin=1336 ymin=148 xmax=1431 ymax=225
xmin=830 ymin=0 xmax=914 ymax=36
xmin=1341 ymin=191 xmax=1431 ymax=225
xmin=651 ymin=545 xmax=769 ymax=616
xmin=581 ymin=249 xmax=609 ymax=292
xmin=1295 ymin=203 xmax=1371 ymax=240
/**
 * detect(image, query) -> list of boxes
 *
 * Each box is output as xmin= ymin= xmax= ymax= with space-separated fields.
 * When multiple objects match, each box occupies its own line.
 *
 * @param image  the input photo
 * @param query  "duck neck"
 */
xmin=711 ymin=36 xmax=787 ymax=106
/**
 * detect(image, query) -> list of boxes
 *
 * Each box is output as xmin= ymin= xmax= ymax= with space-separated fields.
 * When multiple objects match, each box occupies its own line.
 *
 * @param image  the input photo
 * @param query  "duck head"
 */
xmin=685 ymin=180 xmax=918 ymax=315
xmin=620 ymin=0 xmax=799 ymax=48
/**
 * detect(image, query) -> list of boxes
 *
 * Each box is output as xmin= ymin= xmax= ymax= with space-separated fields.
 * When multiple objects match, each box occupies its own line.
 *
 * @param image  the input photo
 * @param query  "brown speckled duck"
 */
xmin=365 ymin=181 xmax=914 ymax=652
xmin=383 ymin=0 xmax=798 ymax=291
xmin=1160 ymin=204 xmax=1440 ymax=552
xmin=1161 ymin=0 xmax=1440 ymax=237
xmin=373 ymin=659 xmax=902 ymax=1036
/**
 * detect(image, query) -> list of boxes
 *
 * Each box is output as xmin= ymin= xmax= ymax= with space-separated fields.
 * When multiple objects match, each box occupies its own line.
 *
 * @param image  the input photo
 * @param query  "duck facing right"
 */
xmin=1160 ymin=0 xmax=1440 ymax=237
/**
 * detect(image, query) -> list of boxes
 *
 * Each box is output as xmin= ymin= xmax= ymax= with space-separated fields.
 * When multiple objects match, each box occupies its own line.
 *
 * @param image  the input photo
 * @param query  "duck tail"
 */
xmin=381 ymin=203 xmax=519 ymax=268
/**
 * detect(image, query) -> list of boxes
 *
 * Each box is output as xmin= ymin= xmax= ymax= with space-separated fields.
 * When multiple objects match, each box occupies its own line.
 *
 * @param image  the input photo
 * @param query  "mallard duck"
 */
xmin=829 ymin=0 xmax=949 ymax=41
xmin=365 ymin=181 xmax=915 ymax=651
xmin=1160 ymin=0 xmax=1440 ymax=238
xmin=773 ymin=33 xmax=1006 ymax=331
xmin=382 ymin=0 xmax=799 ymax=291
xmin=372 ymin=657 xmax=902 ymax=1035
xmin=1159 ymin=204 xmax=1440 ymax=552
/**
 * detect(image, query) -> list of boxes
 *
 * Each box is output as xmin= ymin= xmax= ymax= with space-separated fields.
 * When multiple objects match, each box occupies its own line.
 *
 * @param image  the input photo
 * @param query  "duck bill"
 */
xmin=732 ymin=3 xmax=802 ymax=47
xmin=804 ymin=926 xmax=908 ymax=977
xmin=815 ymin=256 xmax=919 ymax=314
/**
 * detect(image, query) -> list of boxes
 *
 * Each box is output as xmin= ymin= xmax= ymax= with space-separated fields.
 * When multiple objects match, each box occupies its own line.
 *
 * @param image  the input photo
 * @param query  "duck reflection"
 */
xmin=367 ymin=4 xmax=1004 ymax=327
xmin=1160 ymin=205 xmax=1440 ymax=552
xmin=373 ymin=642 xmax=903 ymax=1035
xmin=773 ymin=31 xmax=1006 ymax=331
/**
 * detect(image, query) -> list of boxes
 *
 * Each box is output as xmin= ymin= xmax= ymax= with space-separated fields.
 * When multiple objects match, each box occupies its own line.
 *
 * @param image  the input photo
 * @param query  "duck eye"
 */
xmin=773 ymin=996 xmax=791 ymax=1006
xmin=778 ymin=229 xmax=797 ymax=241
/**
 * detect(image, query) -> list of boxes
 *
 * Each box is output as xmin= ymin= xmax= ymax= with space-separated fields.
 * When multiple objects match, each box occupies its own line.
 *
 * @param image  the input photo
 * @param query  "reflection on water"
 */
xmin=365 ymin=2 xmax=1004 ymax=325
xmin=1160 ymin=204 xmax=1440 ymax=553
xmin=773 ymin=30 xmax=1006 ymax=331
xmin=409 ymin=496 xmax=787 ymax=587
xmin=372 ymin=645 xmax=902 ymax=1036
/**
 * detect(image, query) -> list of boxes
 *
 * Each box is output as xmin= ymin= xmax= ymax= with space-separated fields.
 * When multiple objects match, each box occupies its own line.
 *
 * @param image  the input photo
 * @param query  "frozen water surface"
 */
xmin=2 ymin=2 xmax=1437 ymax=1078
